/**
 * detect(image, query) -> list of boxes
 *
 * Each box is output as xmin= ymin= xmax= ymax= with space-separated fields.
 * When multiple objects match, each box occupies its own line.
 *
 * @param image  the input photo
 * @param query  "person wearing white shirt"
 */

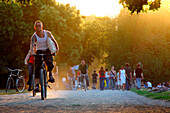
xmin=147 ymin=81 xmax=152 ymax=89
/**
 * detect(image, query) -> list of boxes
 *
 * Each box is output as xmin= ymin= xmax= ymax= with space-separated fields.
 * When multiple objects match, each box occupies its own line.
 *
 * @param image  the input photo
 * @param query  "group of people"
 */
xmin=91 ymin=63 xmax=144 ymax=91
xmin=65 ymin=61 xmax=145 ymax=91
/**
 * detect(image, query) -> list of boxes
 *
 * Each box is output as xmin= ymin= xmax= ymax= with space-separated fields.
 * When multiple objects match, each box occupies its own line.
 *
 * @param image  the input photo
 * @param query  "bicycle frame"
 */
xmin=33 ymin=53 xmax=54 ymax=100
xmin=8 ymin=69 xmax=21 ymax=86
xmin=6 ymin=68 xmax=25 ymax=93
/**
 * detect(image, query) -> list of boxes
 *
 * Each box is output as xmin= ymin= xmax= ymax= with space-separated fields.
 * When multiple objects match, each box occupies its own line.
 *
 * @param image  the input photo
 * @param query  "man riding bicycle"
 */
xmin=78 ymin=60 xmax=89 ymax=90
xmin=29 ymin=20 xmax=59 ymax=92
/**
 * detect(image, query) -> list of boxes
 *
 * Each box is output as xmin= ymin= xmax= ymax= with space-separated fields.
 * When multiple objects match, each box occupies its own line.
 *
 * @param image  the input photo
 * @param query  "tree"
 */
xmin=81 ymin=16 xmax=116 ymax=65
xmin=119 ymin=0 xmax=161 ymax=14
xmin=0 ymin=2 xmax=31 ymax=74
xmin=106 ymin=8 xmax=170 ymax=83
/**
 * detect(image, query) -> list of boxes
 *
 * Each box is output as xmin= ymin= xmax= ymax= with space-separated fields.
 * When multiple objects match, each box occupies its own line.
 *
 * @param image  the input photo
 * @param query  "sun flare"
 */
xmin=56 ymin=0 xmax=123 ymax=17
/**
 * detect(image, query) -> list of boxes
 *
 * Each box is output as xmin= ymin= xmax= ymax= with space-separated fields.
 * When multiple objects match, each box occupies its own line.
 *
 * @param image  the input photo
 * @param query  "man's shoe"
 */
xmin=48 ymin=76 xmax=55 ymax=83
xmin=87 ymin=87 xmax=89 ymax=90
xmin=35 ymin=87 xmax=41 ymax=92
xmin=28 ymin=85 xmax=33 ymax=91
xmin=27 ymin=80 xmax=31 ymax=85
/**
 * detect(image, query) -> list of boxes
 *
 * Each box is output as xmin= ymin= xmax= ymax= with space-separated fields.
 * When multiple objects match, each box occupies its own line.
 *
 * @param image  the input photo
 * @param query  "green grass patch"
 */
xmin=0 ymin=89 xmax=29 ymax=95
xmin=130 ymin=88 xmax=170 ymax=101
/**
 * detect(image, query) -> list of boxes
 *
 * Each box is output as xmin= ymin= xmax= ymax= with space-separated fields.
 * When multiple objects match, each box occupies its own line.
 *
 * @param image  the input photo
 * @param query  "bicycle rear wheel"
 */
xmin=83 ymin=77 xmax=87 ymax=91
xmin=6 ymin=77 xmax=12 ymax=93
xmin=16 ymin=76 xmax=25 ymax=92
xmin=32 ymin=74 xmax=36 ymax=97
xmin=40 ymin=69 xmax=45 ymax=100
xmin=71 ymin=79 xmax=74 ymax=90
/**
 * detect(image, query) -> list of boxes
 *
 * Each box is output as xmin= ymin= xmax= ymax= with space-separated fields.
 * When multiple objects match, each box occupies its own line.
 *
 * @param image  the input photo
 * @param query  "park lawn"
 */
xmin=0 ymin=89 xmax=29 ymax=95
xmin=130 ymin=88 xmax=170 ymax=101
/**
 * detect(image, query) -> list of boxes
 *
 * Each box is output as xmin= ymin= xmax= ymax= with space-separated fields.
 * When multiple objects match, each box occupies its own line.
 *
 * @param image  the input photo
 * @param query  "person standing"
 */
xmin=135 ymin=63 xmax=144 ymax=90
xmin=117 ymin=72 xmax=121 ymax=90
xmin=78 ymin=60 xmax=90 ymax=90
xmin=99 ymin=66 xmax=105 ymax=91
xmin=92 ymin=70 xmax=98 ymax=89
xmin=105 ymin=68 xmax=110 ymax=90
xmin=124 ymin=63 xmax=132 ymax=90
xmin=110 ymin=66 xmax=116 ymax=90
xmin=119 ymin=65 xmax=126 ymax=91
xmin=25 ymin=49 xmax=35 ymax=91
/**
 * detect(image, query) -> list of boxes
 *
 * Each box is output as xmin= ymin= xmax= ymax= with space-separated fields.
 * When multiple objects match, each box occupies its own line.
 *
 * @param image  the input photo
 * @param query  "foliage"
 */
xmin=119 ymin=0 xmax=161 ymax=14
xmin=82 ymin=16 xmax=116 ymax=65
xmin=106 ymin=8 xmax=170 ymax=83
xmin=0 ymin=2 xmax=31 ymax=75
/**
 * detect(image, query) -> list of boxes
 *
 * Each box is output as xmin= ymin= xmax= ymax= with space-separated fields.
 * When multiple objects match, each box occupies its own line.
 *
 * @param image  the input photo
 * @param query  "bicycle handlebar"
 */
xmin=5 ymin=67 xmax=22 ymax=72
xmin=32 ymin=53 xmax=56 ymax=56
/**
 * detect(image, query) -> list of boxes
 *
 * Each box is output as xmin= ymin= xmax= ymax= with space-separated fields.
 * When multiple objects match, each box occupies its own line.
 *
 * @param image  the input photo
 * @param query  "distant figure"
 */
xmin=157 ymin=83 xmax=162 ymax=88
xmin=135 ymin=63 xmax=144 ymax=90
xmin=164 ymin=81 xmax=170 ymax=88
xmin=119 ymin=65 xmax=126 ymax=91
xmin=99 ymin=66 xmax=105 ymax=91
xmin=105 ymin=68 xmax=110 ymax=90
xmin=110 ymin=66 xmax=116 ymax=90
xmin=92 ymin=70 xmax=98 ymax=89
xmin=62 ymin=77 xmax=69 ymax=89
xmin=78 ymin=60 xmax=89 ymax=90
xmin=117 ymin=72 xmax=121 ymax=90
xmin=124 ymin=63 xmax=132 ymax=90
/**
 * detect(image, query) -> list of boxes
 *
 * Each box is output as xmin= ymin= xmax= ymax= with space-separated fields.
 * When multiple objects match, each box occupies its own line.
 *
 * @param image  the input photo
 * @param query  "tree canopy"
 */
xmin=119 ymin=0 xmax=161 ymax=14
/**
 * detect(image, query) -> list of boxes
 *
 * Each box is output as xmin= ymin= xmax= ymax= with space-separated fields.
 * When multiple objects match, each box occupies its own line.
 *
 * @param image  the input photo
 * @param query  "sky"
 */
xmin=55 ymin=0 xmax=123 ymax=17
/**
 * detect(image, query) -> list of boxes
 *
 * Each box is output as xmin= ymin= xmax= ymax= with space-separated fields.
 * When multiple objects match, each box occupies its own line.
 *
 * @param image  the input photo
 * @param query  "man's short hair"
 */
xmin=34 ymin=20 xmax=43 ymax=27
xmin=125 ymin=63 xmax=129 ymax=67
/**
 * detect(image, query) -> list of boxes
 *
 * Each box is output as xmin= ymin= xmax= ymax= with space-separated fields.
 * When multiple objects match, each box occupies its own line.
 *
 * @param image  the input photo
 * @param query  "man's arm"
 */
xmin=119 ymin=70 xmax=121 ymax=80
xmin=46 ymin=31 xmax=59 ymax=51
xmin=30 ymin=34 xmax=36 ymax=54
xmin=86 ymin=64 xmax=88 ymax=75
xmin=141 ymin=73 xmax=144 ymax=80
xmin=130 ymin=68 xmax=132 ymax=79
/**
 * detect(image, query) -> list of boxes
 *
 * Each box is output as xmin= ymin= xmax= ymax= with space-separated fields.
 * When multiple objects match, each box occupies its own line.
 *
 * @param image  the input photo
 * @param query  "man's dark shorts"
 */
xmin=35 ymin=49 xmax=54 ymax=79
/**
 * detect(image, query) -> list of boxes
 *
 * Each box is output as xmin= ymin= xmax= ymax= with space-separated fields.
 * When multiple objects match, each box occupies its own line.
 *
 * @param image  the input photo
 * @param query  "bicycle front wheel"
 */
xmin=40 ymin=69 xmax=45 ymax=100
xmin=44 ymin=70 xmax=47 ymax=99
xmin=16 ymin=76 xmax=25 ymax=92
xmin=6 ymin=77 xmax=12 ymax=93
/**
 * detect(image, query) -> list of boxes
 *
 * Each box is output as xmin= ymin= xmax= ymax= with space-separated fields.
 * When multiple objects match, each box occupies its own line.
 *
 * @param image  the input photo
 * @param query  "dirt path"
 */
xmin=0 ymin=90 xmax=170 ymax=112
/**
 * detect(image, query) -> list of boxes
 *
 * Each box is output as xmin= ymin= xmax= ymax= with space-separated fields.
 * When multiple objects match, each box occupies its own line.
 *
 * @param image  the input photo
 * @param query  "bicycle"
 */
xmin=33 ymin=53 xmax=54 ymax=100
xmin=70 ymin=77 xmax=74 ymax=90
xmin=81 ymin=74 xmax=87 ymax=91
xmin=6 ymin=67 xmax=25 ymax=93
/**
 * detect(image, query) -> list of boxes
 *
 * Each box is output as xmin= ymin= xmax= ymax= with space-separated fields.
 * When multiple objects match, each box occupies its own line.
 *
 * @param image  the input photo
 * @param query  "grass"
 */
xmin=130 ymin=88 xmax=170 ymax=101
xmin=0 ymin=89 xmax=29 ymax=95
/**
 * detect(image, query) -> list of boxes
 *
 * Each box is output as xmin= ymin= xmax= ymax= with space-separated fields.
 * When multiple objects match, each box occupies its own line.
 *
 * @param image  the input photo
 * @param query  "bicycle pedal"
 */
xmin=47 ymin=84 xmax=52 ymax=89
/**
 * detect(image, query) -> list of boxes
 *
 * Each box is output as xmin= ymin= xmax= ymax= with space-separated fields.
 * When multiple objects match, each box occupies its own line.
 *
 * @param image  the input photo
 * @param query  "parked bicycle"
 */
xmin=81 ymin=74 xmax=87 ymax=91
xmin=32 ymin=53 xmax=54 ymax=100
xmin=6 ymin=67 xmax=25 ymax=93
